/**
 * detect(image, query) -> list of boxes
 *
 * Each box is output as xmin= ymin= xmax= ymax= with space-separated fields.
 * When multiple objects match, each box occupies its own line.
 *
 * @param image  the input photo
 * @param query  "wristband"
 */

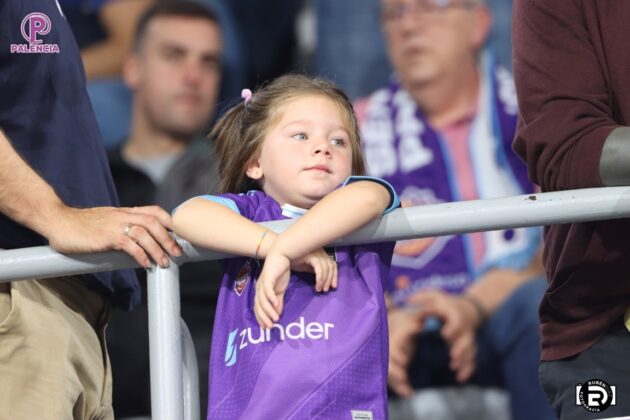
xmin=254 ymin=229 xmax=269 ymax=260
xmin=461 ymin=294 xmax=488 ymax=326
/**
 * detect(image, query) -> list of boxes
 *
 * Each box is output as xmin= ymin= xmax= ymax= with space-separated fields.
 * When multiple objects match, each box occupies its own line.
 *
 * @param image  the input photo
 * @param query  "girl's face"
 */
xmin=246 ymin=95 xmax=354 ymax=209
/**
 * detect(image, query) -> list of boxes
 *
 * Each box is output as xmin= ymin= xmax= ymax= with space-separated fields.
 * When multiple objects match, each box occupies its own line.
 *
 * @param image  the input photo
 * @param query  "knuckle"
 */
xmin=139 ymin=214 xmax=156 ymax=226
xmin=121 ymin=236 xmax=136 ymax=250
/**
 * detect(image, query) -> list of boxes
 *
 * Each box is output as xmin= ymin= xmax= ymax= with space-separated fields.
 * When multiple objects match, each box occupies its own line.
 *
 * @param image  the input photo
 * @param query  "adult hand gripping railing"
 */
xmin=2 ymin=187 xmax=630 ymax=420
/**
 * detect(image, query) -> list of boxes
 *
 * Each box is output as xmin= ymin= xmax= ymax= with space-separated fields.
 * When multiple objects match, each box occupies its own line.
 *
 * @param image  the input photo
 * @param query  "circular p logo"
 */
xmin=21 ymin=13 xmax=51 ymax=44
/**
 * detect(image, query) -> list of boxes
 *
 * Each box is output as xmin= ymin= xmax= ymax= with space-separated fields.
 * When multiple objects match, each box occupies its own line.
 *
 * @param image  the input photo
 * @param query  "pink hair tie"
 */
xmin=241 ymin=88 xmax=252 ymax=103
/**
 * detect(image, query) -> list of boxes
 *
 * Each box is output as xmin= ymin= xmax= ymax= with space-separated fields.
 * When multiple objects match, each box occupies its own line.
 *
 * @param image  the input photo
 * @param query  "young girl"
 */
xmin=173 ymin=75 xmax=399 ymax=420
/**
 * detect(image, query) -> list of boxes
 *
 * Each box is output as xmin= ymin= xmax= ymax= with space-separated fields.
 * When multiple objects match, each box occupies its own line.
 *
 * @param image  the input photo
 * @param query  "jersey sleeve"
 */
xmin=174 ymin=191 xmax=264 ymax=221
xmin=341 ymin=175 xmax=401 ymax=215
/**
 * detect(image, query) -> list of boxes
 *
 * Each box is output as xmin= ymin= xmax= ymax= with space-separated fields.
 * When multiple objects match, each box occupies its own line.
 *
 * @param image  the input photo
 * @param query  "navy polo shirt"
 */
xmin=0 ymin=0 xmax=139 ymax=309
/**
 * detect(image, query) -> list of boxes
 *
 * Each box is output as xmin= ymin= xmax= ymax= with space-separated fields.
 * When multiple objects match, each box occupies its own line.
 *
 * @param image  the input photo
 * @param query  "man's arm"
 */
xmin=512 ymin=0 xmax=623 ymax=191
xmin=81 ymin=0 xmax=153 ymax=80
xmin=0 ymin=129 xmax=180 ymax=267
xmin=463 ymin=251 xmax=544 ymax=318
xmin=0 ymin=128 xmax=65 ymax=237
xmin=599 ymin=127 xmax=630 ymax=186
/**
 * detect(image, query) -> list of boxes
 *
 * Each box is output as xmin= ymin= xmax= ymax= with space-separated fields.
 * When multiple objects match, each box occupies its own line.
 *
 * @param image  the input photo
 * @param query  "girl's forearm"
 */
xmin=271 ymin=181 xmax=391 ymax=260
xmin=172 ymin=198 xmax=276 ymax=258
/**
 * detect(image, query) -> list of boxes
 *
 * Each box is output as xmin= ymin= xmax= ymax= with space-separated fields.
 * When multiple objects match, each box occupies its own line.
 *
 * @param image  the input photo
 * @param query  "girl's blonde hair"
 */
xmin=211 ymin=74 xmax=366 ymax=193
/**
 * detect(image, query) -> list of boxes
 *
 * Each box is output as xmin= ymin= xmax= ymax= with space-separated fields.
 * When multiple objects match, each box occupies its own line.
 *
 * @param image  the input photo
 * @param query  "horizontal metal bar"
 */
xmin=2 ymin=186 xmax=630 ymax=282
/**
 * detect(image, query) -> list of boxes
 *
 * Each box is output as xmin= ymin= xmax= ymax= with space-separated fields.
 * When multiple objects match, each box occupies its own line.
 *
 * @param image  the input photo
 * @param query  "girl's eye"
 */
xmin=292 ymin=132 xmax=307 ymax=141
xmin=331 ymin=138 xmax=345 ymax=146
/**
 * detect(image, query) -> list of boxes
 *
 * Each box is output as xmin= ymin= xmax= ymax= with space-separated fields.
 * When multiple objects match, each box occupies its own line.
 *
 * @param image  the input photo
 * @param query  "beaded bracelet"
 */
xmin=254 ymin=229 xmax=270 ymax=260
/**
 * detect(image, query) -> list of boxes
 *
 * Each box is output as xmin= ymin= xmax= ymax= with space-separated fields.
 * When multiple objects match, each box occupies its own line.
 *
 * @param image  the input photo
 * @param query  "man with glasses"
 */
xmin=355 ymin=0 xmax=554 ymax=418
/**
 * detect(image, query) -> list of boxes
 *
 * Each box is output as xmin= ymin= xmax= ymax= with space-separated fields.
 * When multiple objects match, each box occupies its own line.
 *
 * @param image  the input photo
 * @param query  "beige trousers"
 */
xmin=0 ymin=277 xmax=113 ymax=420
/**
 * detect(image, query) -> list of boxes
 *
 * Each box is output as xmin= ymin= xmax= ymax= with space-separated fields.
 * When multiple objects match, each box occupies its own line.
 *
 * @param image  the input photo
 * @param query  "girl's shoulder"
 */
xmin=211 ymin=190 xmax=283 ymax=222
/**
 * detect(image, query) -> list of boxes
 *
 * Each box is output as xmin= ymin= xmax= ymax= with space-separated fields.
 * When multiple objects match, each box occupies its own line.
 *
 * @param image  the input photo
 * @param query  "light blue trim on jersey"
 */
xmin=188 ymin=176 xmax=401 ymax=219
xmin=281 ymin=203 xmax=307 ymax=219
xmin=197 ymin=195 xmax=241 ymax=214
xmin=342 ymin=175 xmax=401 ymax=214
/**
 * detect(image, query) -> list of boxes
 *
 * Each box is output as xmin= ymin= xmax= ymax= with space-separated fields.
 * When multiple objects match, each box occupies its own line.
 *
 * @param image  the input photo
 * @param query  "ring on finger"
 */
xmin=124 ymin=223 xmax=134 ymax=236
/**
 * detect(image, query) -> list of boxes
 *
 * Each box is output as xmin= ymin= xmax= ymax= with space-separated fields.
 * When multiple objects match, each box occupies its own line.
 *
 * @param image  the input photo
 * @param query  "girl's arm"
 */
xmin=254 ymin=180 xmax=395 ymax=327
xmin=172 ymin=197 xmax=276 ymax=259
xmin=172 ymin=196 xmax=338 ymax=292
xmin=270 ymin=180 xmax=393 ymax=261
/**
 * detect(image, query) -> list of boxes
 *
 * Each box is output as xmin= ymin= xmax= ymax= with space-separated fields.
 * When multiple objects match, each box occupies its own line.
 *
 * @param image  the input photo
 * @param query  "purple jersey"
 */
xmin=201 ymin=179 xmax=396 ymax=420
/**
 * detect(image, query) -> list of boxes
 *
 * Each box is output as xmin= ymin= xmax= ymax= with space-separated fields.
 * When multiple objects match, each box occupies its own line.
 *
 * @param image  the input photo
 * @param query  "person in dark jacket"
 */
xmin=513 ymin=1 xmax=630 ymax=418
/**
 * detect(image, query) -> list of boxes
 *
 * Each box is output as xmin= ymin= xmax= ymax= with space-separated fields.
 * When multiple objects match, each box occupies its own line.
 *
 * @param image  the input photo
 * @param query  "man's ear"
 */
xmin=122 ymin=55 xmax=141 ymax=90
xmin=470 ymin=6 xmax=492 ymax=51
xmin=245 ymin=158 xmax=263 ymax=180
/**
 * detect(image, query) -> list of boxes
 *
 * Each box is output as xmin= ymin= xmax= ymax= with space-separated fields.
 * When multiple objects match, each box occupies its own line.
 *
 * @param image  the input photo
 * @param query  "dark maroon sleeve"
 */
xmin=512 ymin=0 xmax=619 ymax=191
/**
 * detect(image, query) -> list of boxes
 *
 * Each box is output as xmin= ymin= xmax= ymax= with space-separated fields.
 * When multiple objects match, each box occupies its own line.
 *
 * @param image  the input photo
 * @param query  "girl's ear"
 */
xmin=245 ymin=158 xmax=263 ymax=180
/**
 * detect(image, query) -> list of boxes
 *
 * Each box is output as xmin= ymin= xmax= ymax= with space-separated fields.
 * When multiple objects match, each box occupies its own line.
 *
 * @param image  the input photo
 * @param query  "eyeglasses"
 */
xmin=381 ymin=0 xmax=477 ymax=22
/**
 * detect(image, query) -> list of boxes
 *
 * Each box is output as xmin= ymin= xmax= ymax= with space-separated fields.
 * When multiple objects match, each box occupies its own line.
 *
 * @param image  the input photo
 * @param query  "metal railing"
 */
xmin=2 ymin=187 xmax=630 ymax=420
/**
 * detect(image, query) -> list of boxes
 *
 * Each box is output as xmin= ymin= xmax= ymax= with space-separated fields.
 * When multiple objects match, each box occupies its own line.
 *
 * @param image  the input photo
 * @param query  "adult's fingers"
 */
xmin=124 ymin=224 xmax=170 ymax=268
xmin=127 ymin=205 xmax=174 ymax=230
xmin=125 ymin=209 xmax=181 ymax=258
xmin=449 ymin=333 xmax=472 ymax=369
xmin=118 ymin=235 xmax=151 ymax=268
xmin=407 ymin=291 xmax=444 ymax=320
xmin=450 ymin=334 xmax=476 ymax=382
xmin=389 ymin=340 xmax=410 ymax=368
xmin=439 ymin=308 xmax=465 ymax=343
xmin=406 ymin=288 xmax=446 ymax=306
xmin=388 ymin=360 xmax=413 ymax=398
xmin=456 ymin=362 xmax=476 ymax=384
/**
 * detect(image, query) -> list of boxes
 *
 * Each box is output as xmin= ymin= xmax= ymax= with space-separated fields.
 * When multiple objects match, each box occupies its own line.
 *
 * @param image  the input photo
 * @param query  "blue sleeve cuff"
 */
xmin=342 ymin=176 xmax=401 ymax=215
xmin=172 ymin=195 xmax=241 ymax=216
xmin=197 ymin=195 xmax=241 ymax=214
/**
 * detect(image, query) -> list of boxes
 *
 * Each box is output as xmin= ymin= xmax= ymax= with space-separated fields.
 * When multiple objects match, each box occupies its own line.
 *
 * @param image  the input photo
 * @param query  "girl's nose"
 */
xmin=313 ymin=138 xmax=332 ymax=156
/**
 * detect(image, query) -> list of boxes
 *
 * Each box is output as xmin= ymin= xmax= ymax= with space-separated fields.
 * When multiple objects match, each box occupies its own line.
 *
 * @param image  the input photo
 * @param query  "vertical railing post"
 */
xmin=148 ymin=263 xmax=184 ymax=420
xmin=181 ymin=320 xmax=201 ymax=420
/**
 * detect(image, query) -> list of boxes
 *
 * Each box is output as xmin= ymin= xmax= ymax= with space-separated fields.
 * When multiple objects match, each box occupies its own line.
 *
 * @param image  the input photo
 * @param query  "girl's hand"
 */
xmin=254 ymin=252 xmax=291 ymax=328
xmin=254 ymin=249 xmax=338 ymax=328
xmin=291 ymin=248 xmax=338 ymax=293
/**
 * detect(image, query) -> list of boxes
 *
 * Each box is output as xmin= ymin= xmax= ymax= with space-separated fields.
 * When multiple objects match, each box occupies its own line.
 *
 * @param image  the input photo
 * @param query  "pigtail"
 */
xmin=209 ymin=102 xmax=255 ymax=193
